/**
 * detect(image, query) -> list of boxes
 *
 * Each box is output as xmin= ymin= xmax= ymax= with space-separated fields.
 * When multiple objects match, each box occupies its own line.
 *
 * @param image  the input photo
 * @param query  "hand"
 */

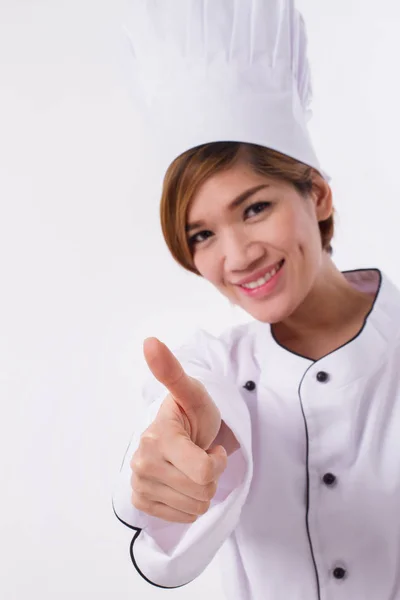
xmin=130 ymin=337 xmax=229 ymax=524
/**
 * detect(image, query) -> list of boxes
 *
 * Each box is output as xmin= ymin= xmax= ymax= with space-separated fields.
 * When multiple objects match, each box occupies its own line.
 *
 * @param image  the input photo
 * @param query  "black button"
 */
xmin=316 ymin=371 xmax=329 ymax=383
xmin=333 ymin=567 xmax=347 ymax=580
xmin=323 ymin=473 xmax=337 ymax=486
xmin=244 ymin=380 xmax=256 ymax=391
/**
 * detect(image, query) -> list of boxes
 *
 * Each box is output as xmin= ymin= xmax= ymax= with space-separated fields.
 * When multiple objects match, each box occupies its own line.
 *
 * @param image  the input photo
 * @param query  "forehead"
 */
xmin=196 ymin=162 xmax=268 ymax=197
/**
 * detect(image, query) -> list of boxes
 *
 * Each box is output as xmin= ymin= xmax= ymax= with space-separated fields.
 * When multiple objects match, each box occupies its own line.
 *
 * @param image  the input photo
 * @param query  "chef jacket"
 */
xmin=112 ymin=268 xmax=400 ymax=600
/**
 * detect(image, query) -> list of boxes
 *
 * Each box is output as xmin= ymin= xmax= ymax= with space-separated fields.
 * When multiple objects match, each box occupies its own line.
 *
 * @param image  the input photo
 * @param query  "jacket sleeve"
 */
xmin=112 ymin=328 xmax=253 ymax=588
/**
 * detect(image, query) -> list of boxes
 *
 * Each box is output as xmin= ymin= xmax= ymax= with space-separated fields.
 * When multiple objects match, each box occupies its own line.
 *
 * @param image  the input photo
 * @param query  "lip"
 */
xmin=238 ymin=260 xmax=285 ymax=299
xmin=233 ymin=260 xmax=285 ymax=286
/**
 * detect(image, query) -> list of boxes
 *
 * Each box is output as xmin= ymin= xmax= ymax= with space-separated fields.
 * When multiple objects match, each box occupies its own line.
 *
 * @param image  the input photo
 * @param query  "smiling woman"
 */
xmin=160 ymin=142 xmax=335 ymax=277
xmin=114 ymin=1 xmax=400 ymax=598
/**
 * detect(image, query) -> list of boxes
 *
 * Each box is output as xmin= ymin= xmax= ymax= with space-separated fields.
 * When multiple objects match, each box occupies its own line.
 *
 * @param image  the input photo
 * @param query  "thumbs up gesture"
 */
xmin=130 ymin=337 xmax=230 ymax=524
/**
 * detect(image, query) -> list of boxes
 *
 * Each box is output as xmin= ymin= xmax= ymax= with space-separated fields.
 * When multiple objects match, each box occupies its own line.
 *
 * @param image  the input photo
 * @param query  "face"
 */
xmin=186 ymin=159 xmax=333 ymax=323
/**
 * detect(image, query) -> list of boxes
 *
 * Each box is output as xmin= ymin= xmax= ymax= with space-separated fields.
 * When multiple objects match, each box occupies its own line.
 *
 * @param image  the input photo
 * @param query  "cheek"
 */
xmin=266 ymin=210 xmax=302 ymax=249
xmin=193 ymin=251 xmax=220 ymax=283
xmin=274 ymin=208 xmax=316 ymax=250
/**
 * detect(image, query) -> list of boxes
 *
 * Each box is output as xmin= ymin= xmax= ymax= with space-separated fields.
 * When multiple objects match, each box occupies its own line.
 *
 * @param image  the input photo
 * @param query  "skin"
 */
xmin=130 ymin=154 xmax=376 ymax=524
xmin=186 ymin=156 xmax=375 ymax=359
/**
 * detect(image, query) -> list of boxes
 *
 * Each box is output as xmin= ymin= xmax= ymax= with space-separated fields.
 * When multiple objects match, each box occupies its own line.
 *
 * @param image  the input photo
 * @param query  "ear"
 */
xmin=310 ymin=174 xmax=333 ymax=222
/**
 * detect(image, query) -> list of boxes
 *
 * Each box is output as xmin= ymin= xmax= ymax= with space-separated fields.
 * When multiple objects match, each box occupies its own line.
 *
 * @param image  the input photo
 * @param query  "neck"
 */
xmin=273 ymin=257 xmax=374 ymax=344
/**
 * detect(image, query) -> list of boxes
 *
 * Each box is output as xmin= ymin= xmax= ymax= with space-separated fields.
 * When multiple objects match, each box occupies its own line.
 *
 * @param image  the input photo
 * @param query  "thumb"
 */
xmin=143 ymin=337 xmax=209 ymax=413
xmin=207 ymin=445 xmax=228 ymax=478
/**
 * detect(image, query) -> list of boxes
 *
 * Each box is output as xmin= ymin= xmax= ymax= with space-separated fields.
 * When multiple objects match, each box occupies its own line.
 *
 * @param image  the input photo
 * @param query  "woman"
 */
xmin=113 ymin=2 xmax=400 ymax=599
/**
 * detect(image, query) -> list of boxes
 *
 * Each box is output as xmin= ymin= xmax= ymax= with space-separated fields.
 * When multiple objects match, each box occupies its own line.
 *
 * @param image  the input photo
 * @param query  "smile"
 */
xmin=240 ymin=260 xmax=285 ymax=290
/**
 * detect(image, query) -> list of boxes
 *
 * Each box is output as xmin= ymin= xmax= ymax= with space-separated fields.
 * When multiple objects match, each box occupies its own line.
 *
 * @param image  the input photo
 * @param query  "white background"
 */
xmin=0 ymin=0 xmax=399 ymax=598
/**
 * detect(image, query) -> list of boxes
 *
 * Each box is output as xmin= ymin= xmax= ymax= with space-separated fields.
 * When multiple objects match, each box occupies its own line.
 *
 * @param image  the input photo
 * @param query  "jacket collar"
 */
xmin=252 ymin=268 xmax=400 ymax=391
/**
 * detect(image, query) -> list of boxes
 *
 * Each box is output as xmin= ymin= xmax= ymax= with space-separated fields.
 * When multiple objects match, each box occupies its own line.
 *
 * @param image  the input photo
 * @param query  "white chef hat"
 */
xmin=123 ymin=0 xmax=329 ymax=181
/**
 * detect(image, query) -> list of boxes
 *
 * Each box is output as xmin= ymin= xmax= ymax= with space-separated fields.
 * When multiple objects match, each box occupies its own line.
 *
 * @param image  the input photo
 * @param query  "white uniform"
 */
xmin=113 ymin=268 xmax=400 ymax=599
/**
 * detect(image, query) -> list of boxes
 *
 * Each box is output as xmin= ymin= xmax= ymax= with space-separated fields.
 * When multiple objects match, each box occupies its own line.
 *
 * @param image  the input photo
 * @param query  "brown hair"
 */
xmin=160 ymin=142 xmax=335 ymax=276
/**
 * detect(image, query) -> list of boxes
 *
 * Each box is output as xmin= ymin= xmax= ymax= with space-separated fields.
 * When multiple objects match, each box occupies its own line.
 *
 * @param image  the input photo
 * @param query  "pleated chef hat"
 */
xmin=123 ymin=0 xmax=329 ymax=181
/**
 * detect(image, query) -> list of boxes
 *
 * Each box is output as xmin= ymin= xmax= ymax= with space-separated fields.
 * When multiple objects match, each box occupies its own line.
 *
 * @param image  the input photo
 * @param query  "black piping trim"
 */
xmin=112 ymin=499 xmax=195 ymax=589
xmin=298 ymin=365 xmax=322 ymax=600
xmin=270 ymin=267 xmax=383 ymax=599
xmin=270 ymin=268 xmax=382 ymax=362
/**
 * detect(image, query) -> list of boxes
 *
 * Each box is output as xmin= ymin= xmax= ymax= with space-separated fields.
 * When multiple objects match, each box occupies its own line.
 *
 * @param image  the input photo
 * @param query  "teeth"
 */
xmin=241 ymin=261 xmax=282 ymax=289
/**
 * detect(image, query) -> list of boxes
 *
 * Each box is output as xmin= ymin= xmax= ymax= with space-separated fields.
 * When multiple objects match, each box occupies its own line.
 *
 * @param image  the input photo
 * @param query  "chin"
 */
xmin=249 ymin=311 xmax=285 ymax=324
xmin=242 ymin=299 xmax=296 ymax=324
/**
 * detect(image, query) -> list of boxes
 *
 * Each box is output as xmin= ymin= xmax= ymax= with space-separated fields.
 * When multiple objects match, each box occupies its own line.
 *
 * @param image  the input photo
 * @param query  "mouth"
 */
xmin=235 ymin=259 xmax=285 ymax=298
xmin=237 ymin=259 xmax=285 ymax=289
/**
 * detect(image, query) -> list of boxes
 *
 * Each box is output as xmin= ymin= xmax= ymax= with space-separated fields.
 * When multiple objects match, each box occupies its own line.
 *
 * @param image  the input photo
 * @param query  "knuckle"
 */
xmin=197 ymin=459 xmax=215 ymax=485
xmin=151 ymin=503 xmax=171 ymax=520
xmin=147 ymin=505 xmax=161 ymax=519
xmin=129 ymin=451 xmax=137 ymax=470
xmin=203 ymin=481 xmax=217 ymax=501
xmin=187 ymin=514 xmax=199 ymax=524
xmin=195 ymin=500 xmax=211 ymax=516
xmin=130 ymin=454 xmax=150 ymax=477
xmin=141 ymin=429 xmax=161 ymax=447
xmin=130 ymin=472 xmax=146 ymax=495
xmin=131 ymin=491 xmax=150 ymax=512
xmin=152 ymin=504 xmax=196 ymax=524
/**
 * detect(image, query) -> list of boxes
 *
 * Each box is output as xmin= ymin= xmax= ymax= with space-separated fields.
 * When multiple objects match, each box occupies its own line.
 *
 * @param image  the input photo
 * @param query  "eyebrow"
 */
xmin=185 ymin=184 xmax=271 ymax=233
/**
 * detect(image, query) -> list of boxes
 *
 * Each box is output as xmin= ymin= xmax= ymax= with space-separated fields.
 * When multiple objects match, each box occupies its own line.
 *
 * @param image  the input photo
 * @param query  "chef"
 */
xmin=113 ymin=1 xmax=400 ymax=599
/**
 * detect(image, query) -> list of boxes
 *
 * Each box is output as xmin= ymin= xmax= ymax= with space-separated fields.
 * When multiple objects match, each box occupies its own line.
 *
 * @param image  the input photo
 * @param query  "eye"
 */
xmin=244 ymin=201 xmax=271 ymax=219
xmin=188 ymin=230 xmax=213 ymax=247
xmin=187 ymin=202 xmax=272 ymax=247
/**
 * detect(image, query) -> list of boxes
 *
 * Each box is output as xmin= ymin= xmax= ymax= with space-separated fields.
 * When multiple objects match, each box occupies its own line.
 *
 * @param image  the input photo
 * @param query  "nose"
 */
xmin=222 ymin=228 xmax=265 ymax=272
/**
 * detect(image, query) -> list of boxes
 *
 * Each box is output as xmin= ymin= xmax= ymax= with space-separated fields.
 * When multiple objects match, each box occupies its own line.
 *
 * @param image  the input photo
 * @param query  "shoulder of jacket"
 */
xmin=191 ymin=321 xmax=260 ymax=358
xmin=218 ymin=320 xmax=257 ymax=345
xmin=173 ymin=321 xmax=255 ymax=358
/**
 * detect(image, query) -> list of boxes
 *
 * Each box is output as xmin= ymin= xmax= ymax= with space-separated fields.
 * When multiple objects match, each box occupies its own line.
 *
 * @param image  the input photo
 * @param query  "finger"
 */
xmin=132 ymin=459 xmax=218 ymax=502
xmin=134 ymin=479 xmax=212 ymax=517
xmin=143 ymin=337 xmax=207 ymax=412
xmin=132 ymin=493 xmax=198 ymax=524
xmin=207 ymin=445 xmax=228 ymax=473
xmin=162 ymin=433 xmax=226 ymax=485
